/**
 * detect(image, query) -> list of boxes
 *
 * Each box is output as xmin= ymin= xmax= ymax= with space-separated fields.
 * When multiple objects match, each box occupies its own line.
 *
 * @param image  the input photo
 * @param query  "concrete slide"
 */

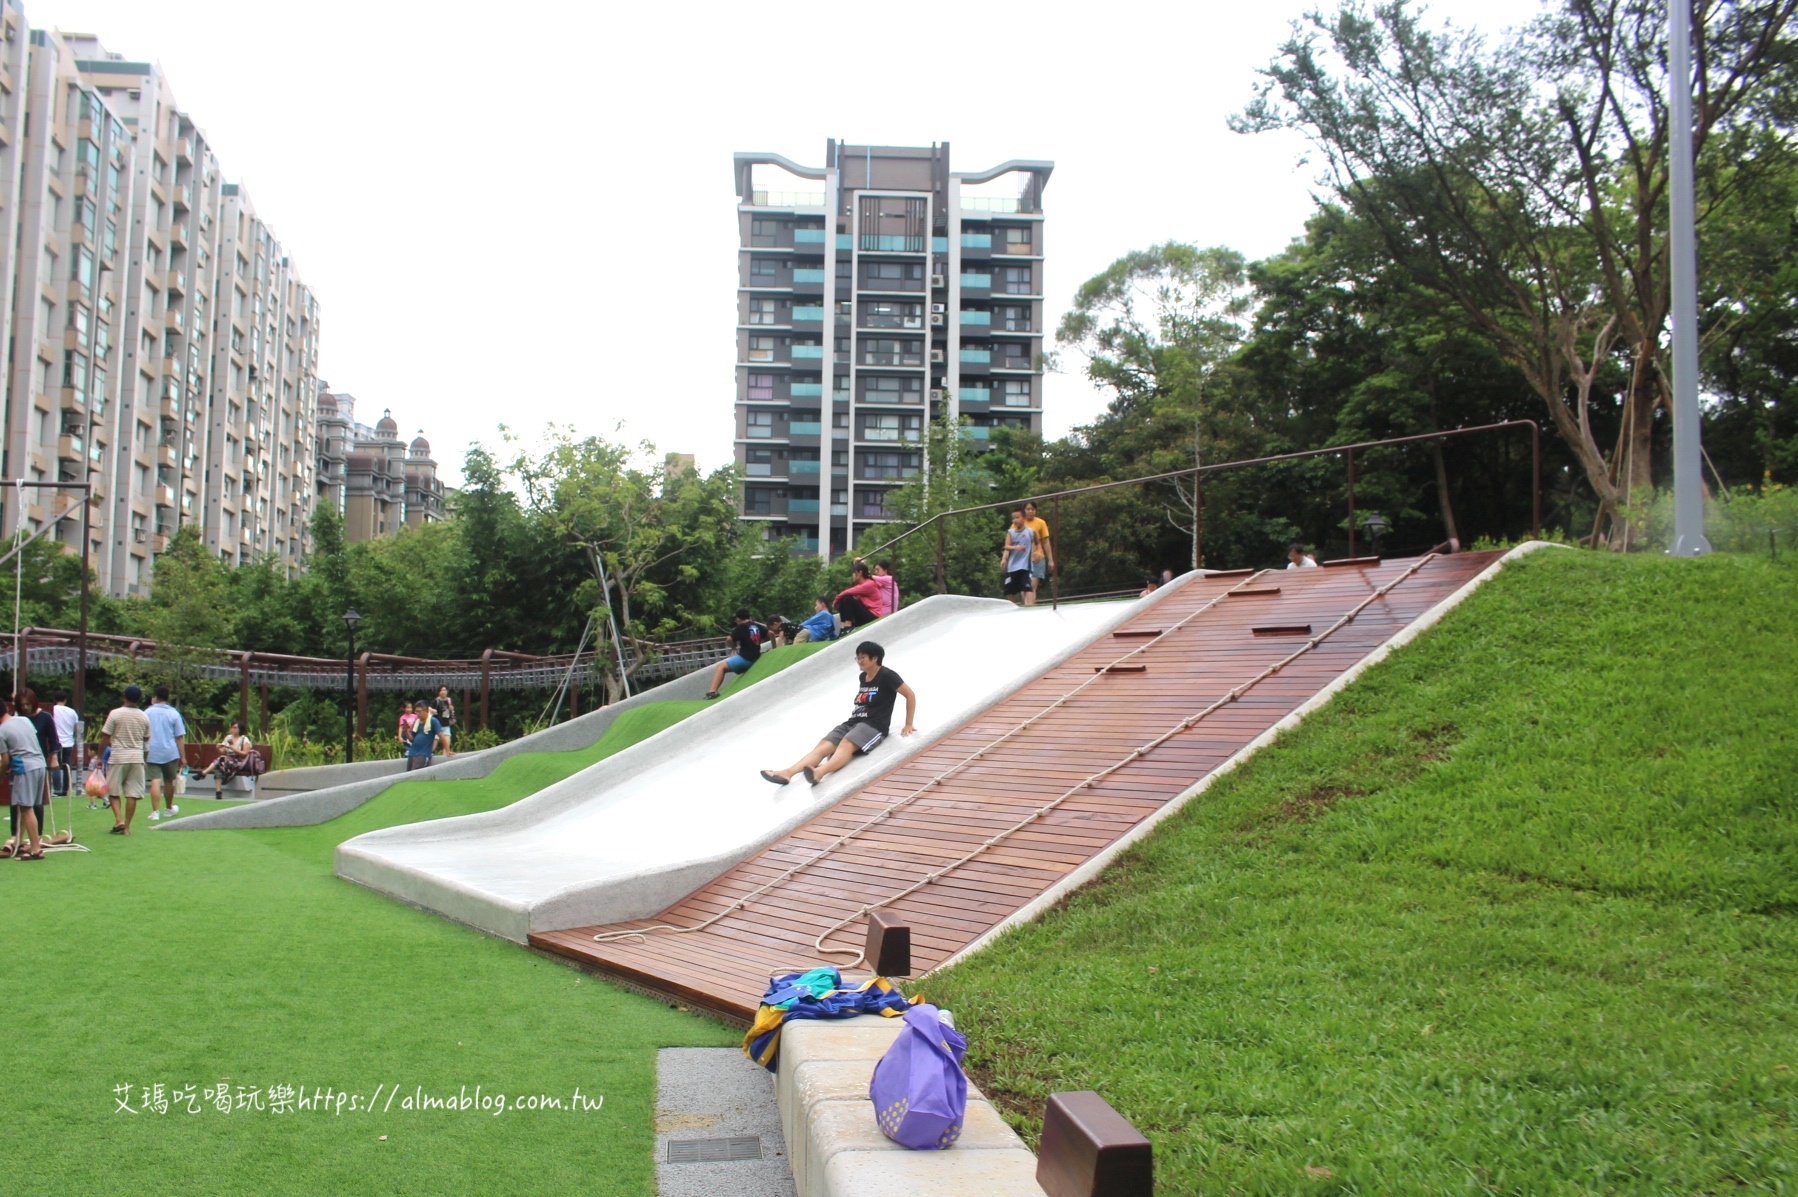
xmin=337 ymin=593 xmax=1155 ymax=942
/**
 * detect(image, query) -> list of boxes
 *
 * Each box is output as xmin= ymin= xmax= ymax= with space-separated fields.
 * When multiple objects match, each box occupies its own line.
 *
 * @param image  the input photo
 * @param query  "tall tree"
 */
xmin=1236 ymin=0 xmax=1798 ymax=542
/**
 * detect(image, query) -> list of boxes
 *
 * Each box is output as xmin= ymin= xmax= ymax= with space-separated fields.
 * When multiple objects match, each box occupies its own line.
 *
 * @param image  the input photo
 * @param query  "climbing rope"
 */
xmin=593 ymin=568 xmax=1275 ymax=946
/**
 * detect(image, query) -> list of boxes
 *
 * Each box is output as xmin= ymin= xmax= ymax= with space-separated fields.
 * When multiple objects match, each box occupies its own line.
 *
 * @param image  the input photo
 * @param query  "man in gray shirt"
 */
xmin=2 ymin=698 xmax=47 ymax=859
xmin=101 ymin=685 xmax=151 ymax=836
xmin=1000 ymin=510 xmax=1037 ymax=606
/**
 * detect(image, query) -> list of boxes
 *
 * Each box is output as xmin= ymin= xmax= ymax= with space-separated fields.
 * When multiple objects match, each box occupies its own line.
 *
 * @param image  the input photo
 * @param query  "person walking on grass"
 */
xmin=99 ymin=685 xmax=151 ymax=835
xmin=760 ymin=641 xmax=916 ymax=786
xmin=433 ymin=686 xmax=457 ymax=757
xmin=406 ymin=699 xmax=443 ymax=772
xmin=1001 ymin=510 xmax=1037 ymax=605
xmin=51 ymin=690 xmax=78 ymax=798
xmin=1 ymin=699 xmax=46 ymax=860
xmin=705 ymin=609 xmax=770 ymax=700
xmin=1022 ymin=501 xmax=1055 ymax=601
xmin=145 ymin=685 xmax=187 ymax=822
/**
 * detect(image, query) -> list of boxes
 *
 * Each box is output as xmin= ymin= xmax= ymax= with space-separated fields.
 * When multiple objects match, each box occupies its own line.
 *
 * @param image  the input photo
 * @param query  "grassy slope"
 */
xmin=0 ymin=642 xmax=828 ymax=1196
xmin=929 ymin=552 xmax=1798 ymax=1194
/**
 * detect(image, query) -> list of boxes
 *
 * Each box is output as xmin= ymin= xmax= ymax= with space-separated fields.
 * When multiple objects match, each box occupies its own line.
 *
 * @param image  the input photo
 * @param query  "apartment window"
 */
xmin=862 ymin=301 xmax=922 ymax=329
xmin=750 ymin=258 xmax=780 ymax=278
xmin=833 ymin=412 xmax=849 ymax=429
xmin=836 ymin=259 xmax=852 ymax=279
xmin=858 ymin=489 xmax=890 ymax=519
xmin=831 ymin=452 xmax=848 ymax=469
xmin=747 ymin=336 xmax=776 ymax=362
xmin=747 ymin=373 xmax=775 ymax=400
xmin=1000 ymin=226 xmax=1033 ymax=252
xmin=745 ymin=447 xmax=776 ymax=477
xmin=863 ymin=262 xmax=923 ymax=285
xmin=69 ymin=304 xmax=90 ymax=348
xmin=746 ymin=410 xmax=776 ymax=439
xmin=789 ymin=447 xmax=819 ymax=462
xmin=997 ymin=305 xmax=1031 ymax=332
xmin=998 ymin=341 xmax=1033 ymax=369
xmin=73 ymin=197 xmax=97 ymax=234
xmin=862 ymin=338 xmax=922 ymax=367
xmin=743 ymin=485 xmax=784 ymax=515
xmin=1000 ymin=266 xmax=1033 ymax=295
xmin=1001 ymin=380 xmax=1033 ymax=406
xmin=862 ymin=376 xmax=922 ymax=402
xmin=72 ymin=247 xmax=95 ymax=295
xmin=62 ymin=350 xmax=89 ymax=399
xmin=748 ymin=298 xmax=779 ymax=325
xmin=833 ymin=337 xmax=851 ymax=362
xmin=750 ymin=218 xmax=783 ymax=247
xmin=858 ymin=451 xmax=920 ymax=480
xmin=991 ymin=414 xmax=1032 ymax=429
xmin=863 ymin=413 xmax=922 ymax=442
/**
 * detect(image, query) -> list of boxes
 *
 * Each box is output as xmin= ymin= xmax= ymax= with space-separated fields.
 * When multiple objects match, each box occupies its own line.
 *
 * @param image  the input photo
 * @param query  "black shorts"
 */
xmin=822 ymin=721 xmax=885 ymax=754
xmin=1003 ymin=569 xmax=1034 ymax=595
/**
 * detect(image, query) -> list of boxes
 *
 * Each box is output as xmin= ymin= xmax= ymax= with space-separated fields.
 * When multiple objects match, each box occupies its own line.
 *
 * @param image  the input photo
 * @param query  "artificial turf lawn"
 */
xmin=0 ymin=643 xmax=833 ymax=1195
xmin=929 ymin=550 xmax=1798 ymax=1194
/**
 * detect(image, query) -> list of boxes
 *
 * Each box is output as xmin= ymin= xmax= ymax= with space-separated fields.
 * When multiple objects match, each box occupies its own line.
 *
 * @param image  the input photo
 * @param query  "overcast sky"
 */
xmin=40 ymin=0 xmax=1547 ymax=485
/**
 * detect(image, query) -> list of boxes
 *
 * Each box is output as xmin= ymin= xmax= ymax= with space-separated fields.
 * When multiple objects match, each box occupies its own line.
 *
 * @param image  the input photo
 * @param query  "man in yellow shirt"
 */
xmin=1023 ymin=501 xmax=1055 ymax=601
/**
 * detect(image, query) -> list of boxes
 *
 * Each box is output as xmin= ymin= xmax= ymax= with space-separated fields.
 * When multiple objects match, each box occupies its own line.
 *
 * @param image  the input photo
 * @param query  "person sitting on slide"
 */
xmin=833 ymin=564 xmax=887 ymax=629
xmin=705 ymin=609 xmax=770 ymax=700
xmin=760 ymin=641 xmax=916 ymax=786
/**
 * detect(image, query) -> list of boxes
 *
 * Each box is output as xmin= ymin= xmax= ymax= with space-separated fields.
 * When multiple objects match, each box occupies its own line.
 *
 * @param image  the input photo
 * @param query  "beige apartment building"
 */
xmin=0 ymin=7 xmax=322 ymax=596
xmin=314 ymin=386 xmax=442 ymax=542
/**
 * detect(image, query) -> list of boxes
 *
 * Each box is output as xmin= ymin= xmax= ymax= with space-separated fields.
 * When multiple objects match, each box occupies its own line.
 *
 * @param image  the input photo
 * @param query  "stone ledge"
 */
xmin=777 ymin=1015 xmax=1045 ymax=1197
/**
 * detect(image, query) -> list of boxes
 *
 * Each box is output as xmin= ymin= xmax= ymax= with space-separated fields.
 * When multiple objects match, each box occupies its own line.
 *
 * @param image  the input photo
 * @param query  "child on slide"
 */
xmin=760 ymin=641 xmax=916 ymax=786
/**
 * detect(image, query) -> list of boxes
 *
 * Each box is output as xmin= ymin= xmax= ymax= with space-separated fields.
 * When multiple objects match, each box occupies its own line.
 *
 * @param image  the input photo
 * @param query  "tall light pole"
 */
xmin=342 ymin=608 xmax=360 ymax=764
xmin=1668 ymin=0 xmax=1711 ymax=556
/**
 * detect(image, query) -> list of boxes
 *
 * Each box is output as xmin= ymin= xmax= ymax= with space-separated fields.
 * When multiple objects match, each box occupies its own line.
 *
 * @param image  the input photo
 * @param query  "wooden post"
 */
xmin=356 ymin=652 xmax=371 ymax=739
xmin=1346 ymin=447 xmax=1357 ymax=560
xmin=1036 ymin=1091 xmax=1152 ymax=1197
xmin=568 ymin=677 xmax=579 ymax=719
xmin=480 ymin=649 xmax=492 ymax=731
xmin=259 ymin=684 xmax=270 ymax=739
xmin=238 ymin=652 xmax=251 ymax=733
xmin=460 ymin=685 xmax=470 ymax=735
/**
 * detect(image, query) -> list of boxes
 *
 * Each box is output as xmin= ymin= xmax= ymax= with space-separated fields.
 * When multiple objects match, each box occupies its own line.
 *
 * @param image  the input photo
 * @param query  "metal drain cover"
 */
xmin=667 ymin=1135 xmax=763 ymax=1163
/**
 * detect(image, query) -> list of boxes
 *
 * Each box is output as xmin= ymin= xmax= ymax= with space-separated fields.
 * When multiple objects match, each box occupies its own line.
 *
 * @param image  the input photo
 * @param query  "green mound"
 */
xmin=929 ymin=551 xmax=1798 ymax=1193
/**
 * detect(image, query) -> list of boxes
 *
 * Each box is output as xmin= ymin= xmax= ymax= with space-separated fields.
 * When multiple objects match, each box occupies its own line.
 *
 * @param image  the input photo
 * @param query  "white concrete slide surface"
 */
xmin=336 ymin=593 xmax=1150 ymax=942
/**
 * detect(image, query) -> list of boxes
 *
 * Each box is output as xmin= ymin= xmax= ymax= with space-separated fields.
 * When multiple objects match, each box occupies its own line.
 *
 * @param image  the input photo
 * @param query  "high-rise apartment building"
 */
xmin=732 ymin=141 xmax=1051 ymax=558
xmin=0 ymin=7 xmax=322 ymax=595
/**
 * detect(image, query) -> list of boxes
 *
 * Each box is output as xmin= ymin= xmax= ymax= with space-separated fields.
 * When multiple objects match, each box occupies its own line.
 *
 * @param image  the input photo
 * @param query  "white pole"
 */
xmin=1668 ymin=0 xmax=1711 ymax=556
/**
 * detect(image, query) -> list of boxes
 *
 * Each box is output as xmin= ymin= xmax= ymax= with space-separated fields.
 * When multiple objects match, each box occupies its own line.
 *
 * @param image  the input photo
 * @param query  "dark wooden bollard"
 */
xmin=864 ymin=912 xmax=911 ymax=977
xmin=1037 ymin=1090 xmax=1152 ymax=1197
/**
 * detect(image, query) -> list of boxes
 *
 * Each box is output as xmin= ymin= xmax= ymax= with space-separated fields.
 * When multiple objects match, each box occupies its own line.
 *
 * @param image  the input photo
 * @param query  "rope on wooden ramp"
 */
xmin=596 ymin=555 xmax=1437 ymax=964
xmin=591 ymin=569 xmax=1276 ymax=948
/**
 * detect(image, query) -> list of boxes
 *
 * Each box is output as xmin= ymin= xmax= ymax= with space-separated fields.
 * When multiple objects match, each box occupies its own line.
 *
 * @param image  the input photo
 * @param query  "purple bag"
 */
xmin=869 ymin=1003 xmax=969 ymax=1150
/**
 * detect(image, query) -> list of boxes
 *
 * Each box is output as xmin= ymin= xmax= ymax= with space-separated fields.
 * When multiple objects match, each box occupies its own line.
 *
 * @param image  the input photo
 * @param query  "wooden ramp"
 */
xmin=532 ymin=552 xmax=1501 ymax=1021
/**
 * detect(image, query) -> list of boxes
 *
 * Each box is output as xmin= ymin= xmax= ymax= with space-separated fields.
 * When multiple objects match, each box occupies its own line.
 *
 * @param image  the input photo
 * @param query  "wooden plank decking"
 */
xmin=531 ymin=552 xmax=1501 ymax=1021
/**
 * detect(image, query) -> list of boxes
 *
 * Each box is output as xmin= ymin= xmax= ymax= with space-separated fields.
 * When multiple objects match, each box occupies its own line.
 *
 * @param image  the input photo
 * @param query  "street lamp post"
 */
xmin=1668 ymin=0 xmax=1711 ymax=556
xmin=342 ymin=608 xmax=360 ymax=764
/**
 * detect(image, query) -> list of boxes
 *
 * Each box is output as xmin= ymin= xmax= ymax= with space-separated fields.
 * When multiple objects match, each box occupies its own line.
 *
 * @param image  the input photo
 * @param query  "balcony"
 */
xmin=959 ymin=424 xmax=992 ymax=440
xmin=57 ymin=433 xmax=84 ymax=461
xmin=960 ymin=273 xmax=991 ymax=291
xmin=961 ymin=197 xmax=1023 ymax=213
xmin=789 ymin=421 xmax=823 ymax=436
xmin=794 ymin=228 xmax=827 ymax=244
xmin=959 ymin=348 xmax=992 ymax=364
xmin=959 ymin=386 xmax=992 ymax=404
xmin=750 ymin=190 xmax=826 ymax=208
xmin=792 ymin=344 xmax=824 ymax=359
xmin=788 ymin=499 xmax=820 ymax=513
xmin=960 ymin=232 xmax=993 ymax=249
xmin=790 ymin=382 xmax=823 ymax=397
xmin=789 ymin=460 xmax=821 ymax=475
xmin=792 ymin=305 xmax=825 ymax=323
xmin=167 ymin=269 xmax=186 ymax=293
xmin=837 ymin=234 xmax=852 ymax=251
xmin=792 ymin=268 xmax=826 ymax=287
xmin=860 ymin=235 xmax=924 ymax=253
xmin=959 ymin=309 xmax=991 ymax=327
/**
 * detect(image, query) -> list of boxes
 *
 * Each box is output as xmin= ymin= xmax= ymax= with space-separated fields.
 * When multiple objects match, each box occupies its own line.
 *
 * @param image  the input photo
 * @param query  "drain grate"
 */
xmin=666 ymin=1135 xmax=763 ymax=1163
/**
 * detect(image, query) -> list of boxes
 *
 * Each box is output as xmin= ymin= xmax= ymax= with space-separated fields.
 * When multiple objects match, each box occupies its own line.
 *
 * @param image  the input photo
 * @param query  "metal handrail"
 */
xmin=858 ymin=420 xmax=1541 ymax=598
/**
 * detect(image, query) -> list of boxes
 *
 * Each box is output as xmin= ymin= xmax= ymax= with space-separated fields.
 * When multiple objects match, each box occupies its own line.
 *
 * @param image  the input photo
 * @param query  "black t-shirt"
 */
xmin=729 ymin=622 xmax=769 ymax=660
xmin=434 ymin=696 xmax=456 ymax=727
xmin=29 ymin=709 xmax=58 ymax=763
xmin=847 ymin=666 xmax=904 ymax=734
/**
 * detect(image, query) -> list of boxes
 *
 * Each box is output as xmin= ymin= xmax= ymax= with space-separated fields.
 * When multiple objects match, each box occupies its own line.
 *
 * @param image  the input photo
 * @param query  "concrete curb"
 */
xmin=332 ymin=582 xmax=1203 ymax=941
xmin=929 ymin=541 xmax=1565 ymax=974
xmin=777 ymin=1016 xmax=1044 ymax=1197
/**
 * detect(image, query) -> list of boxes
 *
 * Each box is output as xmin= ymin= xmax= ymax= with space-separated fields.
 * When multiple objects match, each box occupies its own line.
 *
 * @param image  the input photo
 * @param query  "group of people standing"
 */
xmin=397 ymin=687 xmax=458 ymax=771
xmin=1001 ymin=501 xmax=1056 ymax=605
xmin=0 ymin=689 xmax=76 ymax=859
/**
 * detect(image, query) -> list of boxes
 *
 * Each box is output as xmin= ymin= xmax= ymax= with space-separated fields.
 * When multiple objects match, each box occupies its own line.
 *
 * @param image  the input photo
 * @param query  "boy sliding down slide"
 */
xmin=761 ymin=641 xmax=916 ymax=786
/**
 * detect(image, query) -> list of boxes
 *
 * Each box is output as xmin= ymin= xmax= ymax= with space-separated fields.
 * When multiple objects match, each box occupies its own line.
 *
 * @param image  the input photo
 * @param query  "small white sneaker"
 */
xmin=168 ymin=804 xmax=179 ymax=816
xmin=149 ymin=811 xmax=161 ymax=821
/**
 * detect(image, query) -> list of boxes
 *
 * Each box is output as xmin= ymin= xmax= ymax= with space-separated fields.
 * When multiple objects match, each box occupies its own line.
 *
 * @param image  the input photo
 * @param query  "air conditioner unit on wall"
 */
xmin=930 ymin=274 xmax=945 ymax=288
xmin=929 ymin=349 xmax=945 ymax=363
xmin=931 ymin=303 xmax=946 ymax=314
xmin=929 ymin=389 xmax=945 ymax=401
xmin=930 ymin=313 xmax=944 ymax=326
